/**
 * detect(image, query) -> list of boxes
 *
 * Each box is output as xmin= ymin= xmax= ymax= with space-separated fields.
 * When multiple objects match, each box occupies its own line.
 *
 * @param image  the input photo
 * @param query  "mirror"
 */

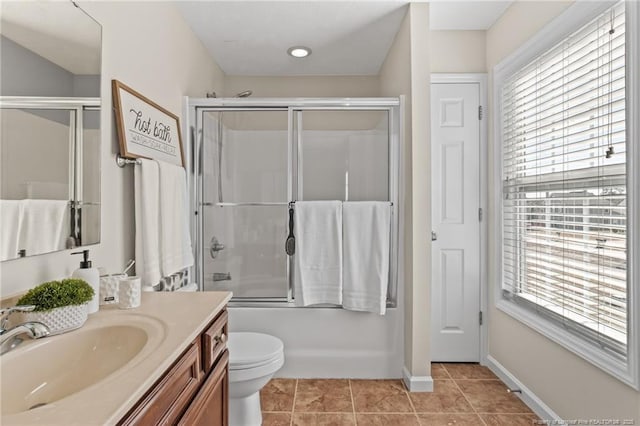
xmin=0 ymin=1 xmax=101 ymax=261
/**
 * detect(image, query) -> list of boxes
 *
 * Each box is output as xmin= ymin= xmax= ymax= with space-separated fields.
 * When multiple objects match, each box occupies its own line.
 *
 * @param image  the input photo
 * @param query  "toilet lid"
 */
xmin=228 ymin=332 xmax=284 ymax=370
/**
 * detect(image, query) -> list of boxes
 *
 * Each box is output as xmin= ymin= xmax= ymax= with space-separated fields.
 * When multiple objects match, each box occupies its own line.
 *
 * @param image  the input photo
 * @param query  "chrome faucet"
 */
xmin=212 ymin=272 xmax=232 ymax=282
xmin=0 ymin=305 xmax=50 ymax=355
xmin=209 ymin=236 xmax=225 ymax=259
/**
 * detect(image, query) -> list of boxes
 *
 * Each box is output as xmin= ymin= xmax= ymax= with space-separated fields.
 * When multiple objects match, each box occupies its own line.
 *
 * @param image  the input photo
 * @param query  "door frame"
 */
xmin=430 ymin=73 xmax=489 ymax=364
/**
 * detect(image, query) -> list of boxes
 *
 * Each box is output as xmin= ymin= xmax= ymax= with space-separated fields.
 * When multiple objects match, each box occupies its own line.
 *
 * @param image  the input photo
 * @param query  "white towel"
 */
xmin=0 ymin=200 xmax=23 ymax=259
xmin=158 ymin=161 xmax=194 ymax=277
xmin=19 ymin=199 xmax=69 ymax=257
xmin=294 ymin=201 xmax=343 ymax=306
xmin=342 ymin=201 xmax=391 ymax=315
xmin=135 ymin=159 xmax=162 ymax=287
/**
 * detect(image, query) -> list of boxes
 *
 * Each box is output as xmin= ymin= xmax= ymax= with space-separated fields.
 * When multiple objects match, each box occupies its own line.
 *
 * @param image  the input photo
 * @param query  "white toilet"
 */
xmin=228 ymin=332 xmax=284 ymax=426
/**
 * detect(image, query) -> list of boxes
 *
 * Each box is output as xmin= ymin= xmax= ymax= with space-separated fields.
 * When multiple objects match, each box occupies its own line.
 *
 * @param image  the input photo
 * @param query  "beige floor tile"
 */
xmin=261 ymin=378 xmax=297 ymax=412
xmin=480 ymin=413 xmax=541 ymax=426
xmin=297 ymin=379 xmax=351 ymax=393
xmin=417 ymin=413 xmax=485 ymax=426
xmin=295 ymin=379 xmax=353 ymax=413
xmin=456 ymin=380 xmax=533 ymax=413
xmin=350 ymin=379 xmax=413 ymax=413
xmin=262 ymin=412 xmax=292 ymax=426
xmin=260 ymin=365 xmax=537 ymax=425
xmin=292 ymin=412 xmax=356 ymax=425
xmin=350 ymin=379 xmax=408 ymax=393
xmin=409 ymin=380 xmax=474 ymax=413
xmin=356 ymin=414 xmax=420 ymax=426
xmin=430 ymin=364 xmax=450 ymax=379
xmin=442 ymin=363 xmax=498 ymax=379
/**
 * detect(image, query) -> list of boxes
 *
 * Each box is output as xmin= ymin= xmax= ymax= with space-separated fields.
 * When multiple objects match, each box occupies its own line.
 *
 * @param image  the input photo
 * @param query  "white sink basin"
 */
xmin=1 ymin=314 xmax=164 ymax=415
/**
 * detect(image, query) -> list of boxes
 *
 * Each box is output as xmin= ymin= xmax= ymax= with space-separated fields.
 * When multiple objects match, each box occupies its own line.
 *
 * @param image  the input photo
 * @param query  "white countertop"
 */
xmin=0 ymin=291 xmax=232 ymax=425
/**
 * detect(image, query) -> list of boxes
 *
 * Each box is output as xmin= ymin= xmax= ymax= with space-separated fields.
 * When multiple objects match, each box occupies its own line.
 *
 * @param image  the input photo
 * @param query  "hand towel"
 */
xmin=294 ymin=201 xmax=343 ymax=306
xmin=342 ymin=201 xmax=391 ymax=314
xmin=1 ymin=200 xmax=23 ymax=259
xmin=135 ymin=159 xmax=162 ymax=287
xmin=19 ymin=199 xmax=69 ymax=256
xmin=158 ymin=161 xmax=195 ymax=277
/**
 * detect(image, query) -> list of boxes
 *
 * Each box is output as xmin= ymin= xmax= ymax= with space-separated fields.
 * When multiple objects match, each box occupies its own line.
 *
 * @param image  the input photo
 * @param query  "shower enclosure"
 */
xmin=187 ymin=98 xmax=400 ymax=305
xmin=185 ymin=97 xmax=403 ymax=378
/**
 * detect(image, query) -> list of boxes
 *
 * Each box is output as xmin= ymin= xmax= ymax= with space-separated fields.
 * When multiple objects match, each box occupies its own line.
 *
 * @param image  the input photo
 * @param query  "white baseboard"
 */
xmin=486 ymin=355 xmax=562 ymax=422
xmin=402 ymin=366 xmax=434 ymax=392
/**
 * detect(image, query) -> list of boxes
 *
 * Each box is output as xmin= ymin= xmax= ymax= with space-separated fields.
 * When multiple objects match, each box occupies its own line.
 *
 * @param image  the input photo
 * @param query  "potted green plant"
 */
xmin=16 ymin=278 xmax=94 ymax=335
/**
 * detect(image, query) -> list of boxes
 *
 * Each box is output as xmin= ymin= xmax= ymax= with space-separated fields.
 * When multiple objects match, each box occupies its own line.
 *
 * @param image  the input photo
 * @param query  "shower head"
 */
xmin=235 ymin=90 xmax=252 ymax=98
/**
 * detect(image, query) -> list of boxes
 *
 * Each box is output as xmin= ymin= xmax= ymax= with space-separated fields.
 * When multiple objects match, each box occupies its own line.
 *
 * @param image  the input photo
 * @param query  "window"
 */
xmin=496 ymin=1 xmax=639 ymax=386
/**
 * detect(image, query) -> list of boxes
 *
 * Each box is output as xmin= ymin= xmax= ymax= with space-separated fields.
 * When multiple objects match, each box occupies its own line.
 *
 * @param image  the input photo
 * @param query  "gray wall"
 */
xmin=1 ymin=35 xmax=99 ymax=98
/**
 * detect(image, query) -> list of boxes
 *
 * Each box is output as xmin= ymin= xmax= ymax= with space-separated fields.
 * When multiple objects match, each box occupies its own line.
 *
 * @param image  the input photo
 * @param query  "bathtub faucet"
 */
xmin=213 ymin=272 xmax=232 ymax=282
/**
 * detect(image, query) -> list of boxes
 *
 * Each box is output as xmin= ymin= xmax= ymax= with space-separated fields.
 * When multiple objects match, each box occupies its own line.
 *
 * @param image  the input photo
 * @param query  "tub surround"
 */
xmin=229 ymin=306 xmax=403 ymax=379
xmin=1 ymin=291 xmax=231 ymax=425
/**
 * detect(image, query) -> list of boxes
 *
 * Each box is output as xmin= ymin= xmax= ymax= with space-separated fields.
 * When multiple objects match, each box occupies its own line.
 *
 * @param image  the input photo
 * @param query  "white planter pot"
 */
xmin=17 ymin=303 xmax=88 ymax=335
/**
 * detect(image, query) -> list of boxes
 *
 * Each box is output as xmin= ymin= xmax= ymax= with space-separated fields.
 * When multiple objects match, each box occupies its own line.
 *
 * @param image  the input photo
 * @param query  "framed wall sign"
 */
xmin=112 ymin=80 xmax=184 ymax=167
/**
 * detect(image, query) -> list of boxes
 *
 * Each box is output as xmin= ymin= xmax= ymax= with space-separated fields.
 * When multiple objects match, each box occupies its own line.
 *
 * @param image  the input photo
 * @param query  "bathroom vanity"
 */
xmin=0 ymin=291 xmax=231 ymax=425
xmin=119 ymin=303 xmax=229 ymax=425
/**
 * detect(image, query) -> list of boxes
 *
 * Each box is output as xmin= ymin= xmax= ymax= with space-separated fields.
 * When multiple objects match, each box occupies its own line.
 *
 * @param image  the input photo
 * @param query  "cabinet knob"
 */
xmin=214 ymin=333 xmax=227 ymax=344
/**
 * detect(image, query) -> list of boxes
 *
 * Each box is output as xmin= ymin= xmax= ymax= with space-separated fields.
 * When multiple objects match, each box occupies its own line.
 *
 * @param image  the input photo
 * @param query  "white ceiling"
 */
xmin=429 ymin=1 xmax=512 ymax=31
xmin=177 ymin=1 xmax=409 ymax=76
xmin=179 ymin=1 xmax=513 ymax=76
xmin=0 ymin=1 xmax=101 ymax=75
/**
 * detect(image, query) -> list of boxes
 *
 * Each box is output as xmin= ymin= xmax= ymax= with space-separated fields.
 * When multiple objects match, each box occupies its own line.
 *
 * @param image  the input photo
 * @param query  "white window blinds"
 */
xmin=502 ymin=2 xmax=627 ymax=355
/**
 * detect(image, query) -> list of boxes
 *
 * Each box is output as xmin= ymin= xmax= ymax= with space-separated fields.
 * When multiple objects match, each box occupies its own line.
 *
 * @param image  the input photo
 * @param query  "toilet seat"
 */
xmin=228 ymin=332 xmax=284 ymax=371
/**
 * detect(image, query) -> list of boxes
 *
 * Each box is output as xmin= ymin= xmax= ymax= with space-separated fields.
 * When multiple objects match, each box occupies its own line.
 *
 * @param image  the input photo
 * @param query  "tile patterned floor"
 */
xmin=260 ymin=363 xmax=540 ymax=426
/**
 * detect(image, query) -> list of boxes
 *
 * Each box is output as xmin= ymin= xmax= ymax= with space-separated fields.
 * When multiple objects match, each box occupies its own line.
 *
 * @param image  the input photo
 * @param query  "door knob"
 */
xmin=431 ymin=231 xmax=437 ymax=241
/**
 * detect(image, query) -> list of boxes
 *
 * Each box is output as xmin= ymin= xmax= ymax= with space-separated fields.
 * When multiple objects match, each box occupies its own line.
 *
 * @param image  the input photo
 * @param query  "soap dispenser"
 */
xmin=71 ymin=250 xmax=100 ymax=314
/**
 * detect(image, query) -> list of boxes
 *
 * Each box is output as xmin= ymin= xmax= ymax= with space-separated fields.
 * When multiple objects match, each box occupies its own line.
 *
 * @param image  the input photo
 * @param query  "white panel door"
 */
xmin=430 ymin=83 xmax=481 ymax=362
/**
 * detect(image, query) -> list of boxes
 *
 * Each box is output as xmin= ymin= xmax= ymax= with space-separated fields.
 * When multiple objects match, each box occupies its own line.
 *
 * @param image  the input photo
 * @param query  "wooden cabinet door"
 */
xmin=178 ymin=351 xmax=229 ymax=426
xmin=119 ymin=342 xmax=202 ymax=426
xmin=202 ymin=310 xmax=228 ymax=374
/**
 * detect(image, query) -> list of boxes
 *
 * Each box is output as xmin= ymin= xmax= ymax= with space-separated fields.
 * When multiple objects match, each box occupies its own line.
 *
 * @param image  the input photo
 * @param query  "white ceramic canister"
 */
xmin=118 ymin=276 xmax=142 ymax=309
xmin=99 ymin=273 xmax=126 ymax=305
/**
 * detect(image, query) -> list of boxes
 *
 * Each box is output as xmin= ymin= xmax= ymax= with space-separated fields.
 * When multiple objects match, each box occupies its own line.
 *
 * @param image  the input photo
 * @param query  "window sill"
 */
xmin=496 ymin=297 xmax=639 ymax=390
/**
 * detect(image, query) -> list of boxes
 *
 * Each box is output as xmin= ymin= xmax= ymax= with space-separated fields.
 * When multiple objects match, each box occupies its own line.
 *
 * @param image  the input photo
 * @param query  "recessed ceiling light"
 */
xmin=287 ymin=46 xmax=312 ymax=58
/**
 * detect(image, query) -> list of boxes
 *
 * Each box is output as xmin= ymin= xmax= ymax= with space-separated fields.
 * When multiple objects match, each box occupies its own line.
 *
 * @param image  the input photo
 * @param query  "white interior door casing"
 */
xmin=430 ymin=82 xmax=481 ymax=362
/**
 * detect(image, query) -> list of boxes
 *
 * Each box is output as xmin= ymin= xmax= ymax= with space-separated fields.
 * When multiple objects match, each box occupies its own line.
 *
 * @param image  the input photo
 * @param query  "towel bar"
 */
xmin=116 ymin=153 xmax=142 ymax=167
xmin=287 ymin=201 xmax=393 ymax=208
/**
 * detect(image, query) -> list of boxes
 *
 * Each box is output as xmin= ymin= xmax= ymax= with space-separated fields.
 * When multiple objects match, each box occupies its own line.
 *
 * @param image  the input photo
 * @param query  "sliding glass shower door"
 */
xmin=296 ymin=110 xmax=390 ymax=202
xmin=194 ymin=101 xmax=399 ymax=304
xmin=294 ymin=109 xmax=396 ymax=304
xmin=200 ymin=109 xmax=290 ymax=299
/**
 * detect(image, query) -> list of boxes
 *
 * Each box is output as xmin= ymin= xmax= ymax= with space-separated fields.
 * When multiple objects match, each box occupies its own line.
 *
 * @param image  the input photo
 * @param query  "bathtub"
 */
xmin=228 ymin=305 xmax=404 ymax=379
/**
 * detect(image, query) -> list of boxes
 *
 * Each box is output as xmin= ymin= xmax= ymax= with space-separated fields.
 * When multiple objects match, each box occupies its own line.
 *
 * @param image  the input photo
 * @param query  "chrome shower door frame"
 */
xmin=186 ymin=98 xmax=400 ymax=306
xmin=0 ymin=96 xmax=101 ymax=246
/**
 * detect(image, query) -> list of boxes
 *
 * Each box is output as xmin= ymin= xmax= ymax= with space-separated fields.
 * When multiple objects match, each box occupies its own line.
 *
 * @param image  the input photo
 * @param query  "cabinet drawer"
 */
xmin=178 ymin=350 xmax=229 ymax=426
xmin=202 ymin=310 xmax=228 ymax=374
xmin=120 ymin=341 xmax=202 ymax=426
